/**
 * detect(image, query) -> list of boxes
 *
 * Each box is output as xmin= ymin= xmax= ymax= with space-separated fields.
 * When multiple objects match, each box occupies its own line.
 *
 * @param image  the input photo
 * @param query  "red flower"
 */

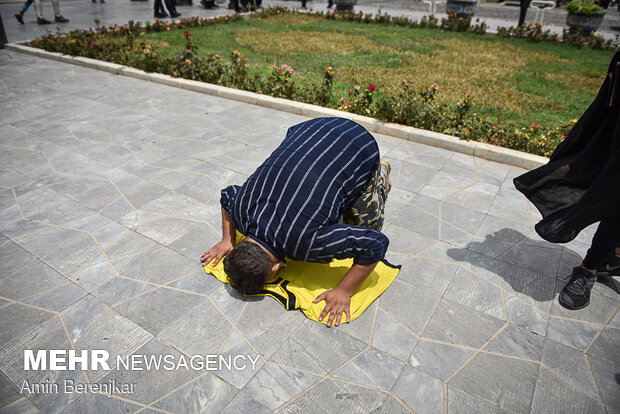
xmin=366 ymin=84 xmax=376 ymax=92
xmin=183 ymin=30 xmax=190 ymax=37
xmin=507 ymin=92 xmax=512 ymax=97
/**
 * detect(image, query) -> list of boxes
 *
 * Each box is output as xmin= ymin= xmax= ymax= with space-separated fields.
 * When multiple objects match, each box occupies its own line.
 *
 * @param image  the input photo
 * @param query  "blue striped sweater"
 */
xmin=220 ymin=117 xmax=389 ymax=265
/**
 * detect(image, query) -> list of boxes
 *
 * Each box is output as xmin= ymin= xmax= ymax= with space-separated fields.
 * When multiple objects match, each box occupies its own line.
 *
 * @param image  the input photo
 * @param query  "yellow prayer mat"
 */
xmin=203 ymin=234 xmax=400 ymax=324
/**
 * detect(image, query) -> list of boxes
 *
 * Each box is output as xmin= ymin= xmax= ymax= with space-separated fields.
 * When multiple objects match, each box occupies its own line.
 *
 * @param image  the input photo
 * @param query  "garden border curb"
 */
xmin=6 ymin=42 xmax=549 ymax=170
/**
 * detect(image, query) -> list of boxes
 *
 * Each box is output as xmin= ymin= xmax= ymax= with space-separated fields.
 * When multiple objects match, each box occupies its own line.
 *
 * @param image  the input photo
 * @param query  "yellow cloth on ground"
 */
xmin=203 ymin=233 xmax=400 ymax=324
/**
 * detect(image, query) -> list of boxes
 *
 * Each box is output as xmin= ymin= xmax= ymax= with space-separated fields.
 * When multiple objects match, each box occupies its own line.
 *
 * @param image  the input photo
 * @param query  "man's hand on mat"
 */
xmin=201 ymin=240 xmax=234 ymax=267
xmin=313 ymin=288 xmax=351 ymax=328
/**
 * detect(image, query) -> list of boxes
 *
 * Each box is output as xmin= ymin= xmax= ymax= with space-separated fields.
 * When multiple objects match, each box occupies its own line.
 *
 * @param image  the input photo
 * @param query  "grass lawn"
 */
xmin=141 ymin=13 xmax=615 ymax=129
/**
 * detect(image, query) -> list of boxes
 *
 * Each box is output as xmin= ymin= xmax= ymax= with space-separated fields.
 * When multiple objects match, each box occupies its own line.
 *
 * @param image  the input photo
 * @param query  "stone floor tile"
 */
xmin=0 ymin=241 xmax=37 ymax=275
xmin=104 ymin=231 xmax=163 ymax=275
xmin=60 ymin=294 xmax=108 ymax=343
xmin=101 ymin=338 xmax=202 ymax=405
xmin=485 ymin=325 xmax=544 ymax=361
xmin=475 ymin=215 xmax=533 ymax=244
xmin=75 ymin=310 xmax=153 ymax=383
xmin=486 ymin=195 xmax=533 ymax=225
xmin=499 ymin=243 xmax=563 ymax=280
xmin=101 ymin=197 xmax=135 ymax=222
xmin=167 ymin=271 xmax=220 ymax=296
xmin=504 ymin=294 xmax=549 ymax=336
xmin=114 ymin=288 xmax=204 ymax=335
xmin=62 ymin=393 xmax=142 ymax=414
xmin=15 ymin=226 xmax=84 ymax=262
xmin=441 ymin=222 xmax=475 ymax=247
xmin=382 ymin=224 xmax=437 ymax=257
xmin=0 ymin=317 xmax=70 ymax=387
xmin=458 ymin=250 xmax=501 ymax=284
xmin=333 ymin=348 xmax=405 ymax=390
xmin=0 ymin=257 xmax=68 ymax=301
xmin=269 ymin=319 xmax=366 ymax=375
xmin=410 ymin=340 xmax=475 ymax=381
xmin=19 ymin=187 xmax=94 ymax=225
xmin=234 ymin=298 xmax=305 ymax=360
xmin=395 ymin=257 xmax=458 ymax=296
xmin=243 ymin=363 xmax=320 ymax=410
xmin=122 ymin=247 xmax=200 ymax=284
xmin=384 ymin=202 xmax=439 ymax=240
xmin=380 ymin=279 xmax=441 ymax=335
xmin=279 ymin=378 xmax=388 ymax=414
xmin=531 ymin=368 xmax=604 ymax=414
xmin=392 ymin=365 xmax=443 ymax=414
xmin=443 ymin=190 xmax=496 ymax=215
xmin=215 ymin=330 xmax=265 ymax=389
xmin=64 ymin=214 xmax=127 ymax=250
xmin=123 ymin=181 xmax=170 ymax=209
xmin=334 ymin=302 xmax=377 ymax=345
xmin=135 ymin=217 xmax=201 ymax=246
xmin=154 ymin=372 xmax=238 ymax=413
xmin=447 ymin=386 xmax=505 ymax=414
xmin=546 ymin=318 xmax=600 ymax=352
xmin=116 ymin=210 xmax=162 ymax=229
xmin=93 ymin=277 xmax=155 ymax=306
xmin=419 ymin=241 xmax=467 ymax=263
xmin=73 ymin=256 xmax=117 ymax=293
xmin=159 ymin=299 xmax=232 ymax=357
xmin=587 ymin=327 xmax=620 ymax=366
xmin=440 ymin=202 xmax=486 ymax=235
xmin=0 ymin=303 xmax=54 ymax=348
xmin=23 ymin=283 xmax=87 ymax=313
xmin=395 ymin=160 xmax=438 ymax=194
xmin=208 ymin=284 xmax=253 ymax=323
xmin=498 ymin=262 xmax=556 ymax=313
xmin=168 ymin=223 xmax=221 ymax=261
xmin=372 ymin=308 xmax=418 ymax=361
xmin=422 ymin=298 xmax=505 ymax=348
xmin=49 ymin=177 xmax=121 ymax=211
xmin=427 ymin=171 xmax=477 ymax=191
xmin=28 ymin=368 xmax=87 ymax=414
xmin=467 ymin=236 xmax=516 ymax=259
xmin=450 ymin=353 xmax=539 ymax=413
xmin=0 ymin=399 xmax=40 ymax=414
xmin=0 ymin=371 xmax=22 ymax=409
xmin=39 ymin=233 xmax=102 ymax=279
xmin=443 ymin=267 xmax=506 ymax=320
xmin=588 ymin=355 xmax=620 ymax=413
xmin=408 ymin=193 xmax=441 ymax=217
xmin=541 ymin=339 xmax=598 ymax=397
xmin=220 ymin=392 xmax=271 ymax=414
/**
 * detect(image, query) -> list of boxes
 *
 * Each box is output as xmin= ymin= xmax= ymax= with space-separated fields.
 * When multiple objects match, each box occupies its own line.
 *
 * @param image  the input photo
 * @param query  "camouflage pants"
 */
xmin=342 ymin=165 xmax=388 ymax=231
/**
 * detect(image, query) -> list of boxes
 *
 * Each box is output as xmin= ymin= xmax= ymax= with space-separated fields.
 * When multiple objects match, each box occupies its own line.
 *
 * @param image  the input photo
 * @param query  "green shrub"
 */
xmin=566 ymin=0 xmax=603 ymax=16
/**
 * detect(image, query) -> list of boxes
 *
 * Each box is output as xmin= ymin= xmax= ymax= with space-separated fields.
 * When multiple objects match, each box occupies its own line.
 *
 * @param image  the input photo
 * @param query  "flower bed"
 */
xmin=28 ymin=7 xmax=613 ymax=157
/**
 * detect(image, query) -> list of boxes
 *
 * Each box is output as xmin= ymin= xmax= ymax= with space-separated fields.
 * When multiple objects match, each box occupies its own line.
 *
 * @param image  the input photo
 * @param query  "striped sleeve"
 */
xmin=306 ymin=224 xmax=389 ymax=265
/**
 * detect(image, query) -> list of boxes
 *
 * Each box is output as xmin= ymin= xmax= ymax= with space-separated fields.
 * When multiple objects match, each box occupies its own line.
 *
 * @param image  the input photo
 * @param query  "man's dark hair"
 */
xmin=224 ymin=241 xmax=271 ymax=295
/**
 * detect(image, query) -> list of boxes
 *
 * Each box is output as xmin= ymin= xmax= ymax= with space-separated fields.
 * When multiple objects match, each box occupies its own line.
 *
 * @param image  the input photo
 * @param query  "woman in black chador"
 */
xmin=514 ymin=52 xmax=620 ymax=310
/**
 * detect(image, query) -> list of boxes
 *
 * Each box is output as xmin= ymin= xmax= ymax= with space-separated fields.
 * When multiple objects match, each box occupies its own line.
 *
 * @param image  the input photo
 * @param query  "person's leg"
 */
xmin=20 ymin=0 xmax=33 ymax=15
xmin=342 ymin=162 xmax=390 ymax=231
xmin=559 ymin=218 xmax=620 ymax=310
xmin=34 ymin=0 xmax=43 ymax=19
xmin=518 ymin=0 xmax=531 ymax=26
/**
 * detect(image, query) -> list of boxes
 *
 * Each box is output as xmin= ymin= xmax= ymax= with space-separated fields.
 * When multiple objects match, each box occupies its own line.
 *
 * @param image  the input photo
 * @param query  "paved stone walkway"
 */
xmin=1 ymin=45 xmax=619 ymax=413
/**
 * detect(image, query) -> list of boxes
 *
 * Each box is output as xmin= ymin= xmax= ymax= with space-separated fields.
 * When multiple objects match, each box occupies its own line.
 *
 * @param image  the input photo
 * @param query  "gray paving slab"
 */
xmin=1 ymin=43 xmax=619 ymax=413
xmin=450 ymin=353 xmax=539 ymax=413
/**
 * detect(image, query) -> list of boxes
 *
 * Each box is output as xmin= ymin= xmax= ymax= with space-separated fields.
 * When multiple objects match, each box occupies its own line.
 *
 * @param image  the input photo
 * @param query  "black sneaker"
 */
xmin=55 ymin=15 xmax=69 ymax=23
xmin=37 ymin=17 xmax=51 ymax=24
xmin=15 ymin=13 xmax=25 ymax=24
xmin=597 ymin=254 xmax=620 ymax=277
xmin=559 ymin=267 xmax=597 ymax=310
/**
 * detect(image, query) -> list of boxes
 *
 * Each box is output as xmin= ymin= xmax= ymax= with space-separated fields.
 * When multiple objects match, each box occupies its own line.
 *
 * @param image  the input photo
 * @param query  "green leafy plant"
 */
xmin=566 ymin=0 xmax=603 ymax=15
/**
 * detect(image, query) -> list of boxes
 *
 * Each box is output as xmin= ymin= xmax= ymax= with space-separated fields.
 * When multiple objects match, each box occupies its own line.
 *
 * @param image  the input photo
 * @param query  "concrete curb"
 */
xmin=6 ymin=43 xmax=549 ymax=170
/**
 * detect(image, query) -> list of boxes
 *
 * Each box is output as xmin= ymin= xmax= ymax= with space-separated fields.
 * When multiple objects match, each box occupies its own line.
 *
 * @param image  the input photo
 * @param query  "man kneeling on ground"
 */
xmin=201 ymin=117 xmax=392 ymax=327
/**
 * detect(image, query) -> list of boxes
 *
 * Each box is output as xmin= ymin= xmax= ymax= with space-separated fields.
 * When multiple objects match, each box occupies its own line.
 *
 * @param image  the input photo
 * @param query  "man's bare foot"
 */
xmin=380 ymin=160 xmax=391 ymax=194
